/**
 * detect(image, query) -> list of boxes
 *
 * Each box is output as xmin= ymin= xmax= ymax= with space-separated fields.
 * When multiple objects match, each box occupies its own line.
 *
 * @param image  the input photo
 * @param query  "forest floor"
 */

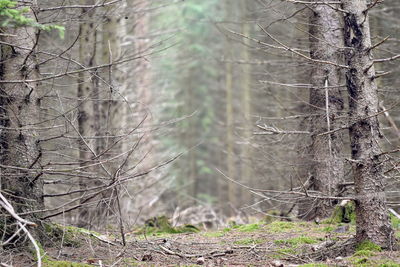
xmin=6 ymin=217 xmax=400 ymax=267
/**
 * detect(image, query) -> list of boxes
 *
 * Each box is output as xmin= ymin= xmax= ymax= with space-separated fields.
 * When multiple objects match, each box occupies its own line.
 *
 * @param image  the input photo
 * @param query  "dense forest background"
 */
xmin=1 ymin=0 xmax=400 ymax=263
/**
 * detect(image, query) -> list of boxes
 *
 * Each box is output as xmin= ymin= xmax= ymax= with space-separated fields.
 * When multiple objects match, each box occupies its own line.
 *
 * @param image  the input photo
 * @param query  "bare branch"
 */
xmin=255 ymin=124 xmax=310 ymax=135
xmin=374 ymin=54 xmax=400 ymax=63
xmin=257 ymin=24 xmax=350 ymax=69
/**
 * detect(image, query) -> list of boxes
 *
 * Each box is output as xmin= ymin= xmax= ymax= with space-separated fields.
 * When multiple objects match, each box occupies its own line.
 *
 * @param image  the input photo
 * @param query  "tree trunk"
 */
xmin=341 ymin=0 xmax=395 ymax=248
xmin=303 ymin=0 xmax=346 ymax=220
xmin=0 ymin=11 xmax=44 ymax=244
xmin=219 ymin=0 xmax=236 ymax=216
xmin=77 ymin=0 xmax=99 ymax=228
xmin=239 ymin=0 xmax=253 ymax=207
xmin=91 ymin=3 xmax=125 ymax=225
xmin=133 ymin=0 xmax=154 ymax=173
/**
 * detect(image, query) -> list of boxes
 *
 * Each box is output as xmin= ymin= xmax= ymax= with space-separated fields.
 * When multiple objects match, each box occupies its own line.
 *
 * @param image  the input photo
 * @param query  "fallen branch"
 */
xmin=389 ymin=208 xmax=400 ymax=220
xmin=0 ymin=192 xmax=41 ymax=267
xmin=158 ymin=244 xmax=233 ymax=259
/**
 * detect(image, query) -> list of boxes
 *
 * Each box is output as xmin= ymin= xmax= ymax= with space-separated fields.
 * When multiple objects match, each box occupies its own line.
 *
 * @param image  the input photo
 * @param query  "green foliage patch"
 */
xmin=0 ymin=0 xmax=64 ymax=37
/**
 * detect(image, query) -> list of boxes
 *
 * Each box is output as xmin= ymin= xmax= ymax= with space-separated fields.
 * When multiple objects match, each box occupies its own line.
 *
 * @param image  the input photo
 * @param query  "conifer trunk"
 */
xmin=0 ymin=10 xmax=44 ymax=243
xmin=341 ymin=0 xmax=395 ymax=248
xmin=77 ymin=0 xmax=98 ymax=227
xmin=304 ymin=0 xmax=345 ymax=219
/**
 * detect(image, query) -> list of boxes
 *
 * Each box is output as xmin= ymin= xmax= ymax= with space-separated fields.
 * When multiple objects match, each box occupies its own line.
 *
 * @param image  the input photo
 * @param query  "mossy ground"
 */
xmin=133 ymin=216 xmax=200 ymax=236
xmin=8 ymin=217 xmax=400 ymax=267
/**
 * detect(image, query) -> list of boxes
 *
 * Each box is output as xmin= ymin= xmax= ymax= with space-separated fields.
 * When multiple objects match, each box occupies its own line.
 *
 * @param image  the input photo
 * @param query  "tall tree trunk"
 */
xmin=133 ymin=0 xmax=153 ymax=172
xmin=0 ymin=9 xmax=44 ymax=244
xmin=93 ymin=3 xmax=124 ymax=224
xmin=219 ymin=0 xmax=236 ymax=216
xmin=302 ymin=0 xmax=345 ymax=220
xmin=77 ymin=0 xmax=98 ymax=227
xmin=239 ymin=1 xmax=253 ymax=206
xmin=341 ymin=0 xmax=395 ymax=248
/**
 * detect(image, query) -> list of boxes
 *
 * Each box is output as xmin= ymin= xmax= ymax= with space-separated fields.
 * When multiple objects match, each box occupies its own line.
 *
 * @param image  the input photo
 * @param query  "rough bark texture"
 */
xmin=301 ymin=1 xmax=346 ymax=220
xmin=77 ymin=0 xmax=99 ymax=227
xmin=0 ymin=11 xmax=44 ymax=244
xmin=341 ymin=0 xmax=395 ymax=248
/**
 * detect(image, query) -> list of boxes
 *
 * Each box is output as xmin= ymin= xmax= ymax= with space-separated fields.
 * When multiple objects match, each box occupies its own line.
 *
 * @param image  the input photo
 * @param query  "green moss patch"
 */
xmin=350 ymin=256 xmax=371 ymax=267
xmin=233 ymin=238 xmax=263 ymax=245
xmin=234 ymin=223 xmax=262 ymax=232
xmin=391 ymin=214 xmax=400 ymax=230
xmin=271 ymin=248 xmax=297 ymax=259
xmin=356 ymin=240 xmax=382 ymax=252
xmin=35 ymin=247 xmax=93 ymax=267
xmin=298 ymin=264 xmax=329 ymax=267
xmin=349 ymin=257 xmax=400 ymax=267
xmin=44 ymin=223 xmax=84 ymax=247
xmin=348 ymin=242 xmax=384 ymax=267
xmin=44 ymin=223 xmax=107 ymax=248
xmin=319 ymin=226 xmax=335 ymax=233
xmin=135 ymin=216 xmax=199 ymax=236
xmin=274 ymin=236 xmax=317 ymax=247
xmin=378 ymin=261 xmax=400 ymax=267
xmin=203 ymin=231 xmax=225 ymax=238
xmin=266 ymin=221 xmax=298 ymax=233
xmin=325 ymin=201 xmax=355 ymax=224
xmin=353 ymin=250 xmax=376 ymax=257
xmin=43 ymin=260 xmax=94 ymax=267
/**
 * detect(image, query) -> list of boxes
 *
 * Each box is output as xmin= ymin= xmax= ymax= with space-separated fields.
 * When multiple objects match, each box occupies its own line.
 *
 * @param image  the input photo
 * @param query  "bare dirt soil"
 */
xmin=5 ymin=220 xmax=400 ymax=267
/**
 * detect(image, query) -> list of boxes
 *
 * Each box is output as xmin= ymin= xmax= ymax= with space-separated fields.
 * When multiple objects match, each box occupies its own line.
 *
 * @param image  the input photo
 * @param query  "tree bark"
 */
xmin=90 ymin=3 xmax=125 ymax=225
xmin=219 ymin=0 xmax=236 ymax=216
xmin=0 ymin=10 xmax=44 ymax=244
xmin=341 ymin=0 xmax=395 ymax=248
xmin=302 ymin=0 xmax=346 ymax=220
xmin=239 ymin=3 xmax=253 ymax=206
xmin=77 ymin=0 xmax=99 ymax=228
